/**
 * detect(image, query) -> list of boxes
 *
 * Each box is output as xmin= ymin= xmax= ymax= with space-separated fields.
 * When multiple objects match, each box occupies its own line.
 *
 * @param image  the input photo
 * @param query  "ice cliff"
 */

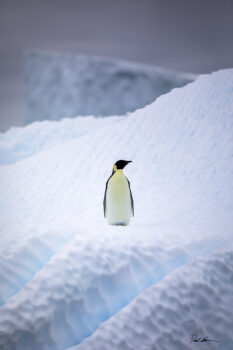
xmin=25 ymin=52 xmax=195 ymax=124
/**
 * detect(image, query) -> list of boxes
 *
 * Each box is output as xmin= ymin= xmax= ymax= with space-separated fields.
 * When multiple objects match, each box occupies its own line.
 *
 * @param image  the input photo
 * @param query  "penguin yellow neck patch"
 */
xmin=114 ymin=164 xmax=117 ymax=172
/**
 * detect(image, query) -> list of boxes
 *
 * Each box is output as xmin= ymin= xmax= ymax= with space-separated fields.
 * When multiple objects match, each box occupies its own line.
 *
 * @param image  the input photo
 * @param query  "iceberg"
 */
xmin=24 ymin=51 xmax=195 ymax=124
xmin=0 ymin=69 xmax=232 ymax=350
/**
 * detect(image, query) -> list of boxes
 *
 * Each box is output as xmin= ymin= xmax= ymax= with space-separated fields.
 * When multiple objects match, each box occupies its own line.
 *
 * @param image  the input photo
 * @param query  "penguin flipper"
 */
xmin=127 ymin=178 xmax=134 ymax=216
xmin=103 ymin=176 xmax=111 ymax=217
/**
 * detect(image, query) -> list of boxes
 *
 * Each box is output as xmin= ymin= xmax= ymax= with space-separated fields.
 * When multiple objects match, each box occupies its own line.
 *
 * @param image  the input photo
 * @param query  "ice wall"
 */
xmin=25 ymin=51 xmax=195 ymax=124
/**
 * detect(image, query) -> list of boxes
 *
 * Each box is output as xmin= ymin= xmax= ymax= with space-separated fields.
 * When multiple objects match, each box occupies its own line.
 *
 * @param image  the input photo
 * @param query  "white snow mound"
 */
xmin=0 ymin=69 xmax=232 ymax=350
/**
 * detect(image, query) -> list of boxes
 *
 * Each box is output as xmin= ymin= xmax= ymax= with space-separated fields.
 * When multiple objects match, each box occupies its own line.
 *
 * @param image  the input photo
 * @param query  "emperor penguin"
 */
xmin=103 ymin=160 xmax=134 ymax=226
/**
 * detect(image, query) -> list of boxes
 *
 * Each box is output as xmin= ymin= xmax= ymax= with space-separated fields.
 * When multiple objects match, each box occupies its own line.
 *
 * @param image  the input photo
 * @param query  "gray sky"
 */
xmin=0 ymin=0 xmax=233 ymax=131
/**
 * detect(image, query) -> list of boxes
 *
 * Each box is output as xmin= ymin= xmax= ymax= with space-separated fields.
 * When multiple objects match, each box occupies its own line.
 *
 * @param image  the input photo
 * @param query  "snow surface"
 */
xmin=0 ymin=69 xmax=233 ymax=350
xmin=0 ymin=116 xmax=119 ymax=165
xmin=25 ymin=51 xmax=195 ymax=124
xmin=70 ymin=246 xmax=233 ymax=350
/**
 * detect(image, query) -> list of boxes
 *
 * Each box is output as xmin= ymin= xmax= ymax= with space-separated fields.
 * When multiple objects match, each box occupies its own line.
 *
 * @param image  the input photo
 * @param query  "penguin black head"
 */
xmin=113 ymin=160 xmax=132 ymax=173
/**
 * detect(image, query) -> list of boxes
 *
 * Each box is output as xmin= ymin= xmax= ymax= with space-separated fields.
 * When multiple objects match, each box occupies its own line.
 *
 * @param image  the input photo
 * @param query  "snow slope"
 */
xmin=0 ymin=116 xmax=120 ymax=165
xmin=25 ymin=51 xmax=195 ymax=124
xmin=0 ymin=69 xmax=232 ymax=350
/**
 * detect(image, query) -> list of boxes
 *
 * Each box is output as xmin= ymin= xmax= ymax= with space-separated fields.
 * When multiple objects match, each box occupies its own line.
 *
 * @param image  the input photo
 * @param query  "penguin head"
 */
xmin=113 ymin=160 xmax=132 ymax=173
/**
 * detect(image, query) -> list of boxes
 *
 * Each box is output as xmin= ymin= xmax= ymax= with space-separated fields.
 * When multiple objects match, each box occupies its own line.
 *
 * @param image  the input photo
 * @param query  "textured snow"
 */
xmin=70 ymin=246 xmax=233 ymax=350
xmin=0 ymin=116 xmax=119 ymax=165
xmin=0 ymin=69 xmax=232 ymax=350
xmin=25 ymin=51 xmax=194 ymax=124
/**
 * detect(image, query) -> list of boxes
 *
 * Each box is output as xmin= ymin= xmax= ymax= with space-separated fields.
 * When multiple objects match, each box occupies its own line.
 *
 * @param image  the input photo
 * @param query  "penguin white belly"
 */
xmin=106 ymin=171 xmax=132 ymax=226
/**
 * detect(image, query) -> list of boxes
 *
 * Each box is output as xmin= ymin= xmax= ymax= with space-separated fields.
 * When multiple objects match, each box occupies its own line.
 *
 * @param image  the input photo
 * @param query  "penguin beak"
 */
xmin=125 ymin=160 xmax=132 ymax=166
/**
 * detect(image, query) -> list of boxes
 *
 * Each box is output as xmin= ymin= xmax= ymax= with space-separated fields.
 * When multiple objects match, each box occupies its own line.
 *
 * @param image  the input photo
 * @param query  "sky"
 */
xmin=0 ymin=0 xmax=233 ymax=131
